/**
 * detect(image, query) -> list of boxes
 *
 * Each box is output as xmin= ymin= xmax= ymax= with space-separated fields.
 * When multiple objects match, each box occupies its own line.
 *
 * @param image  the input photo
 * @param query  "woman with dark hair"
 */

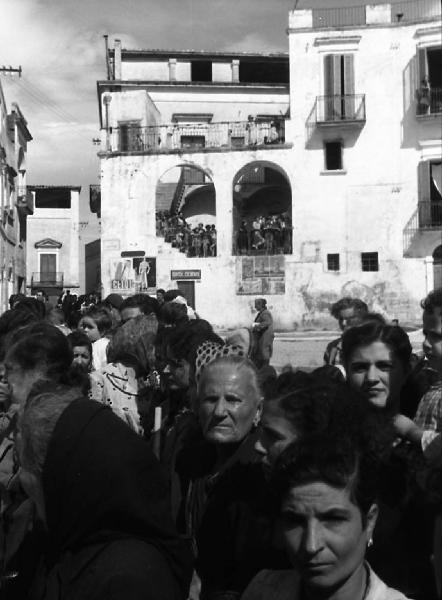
xmin=4 ymin=322 xmax=86 ymax=407
xmin=341 ymin=322 xmax=437 ymax=599
xmin=243 ymin=431 xmax=410 ymax=600
xmin=342 ymin=322 xmax=412 ymax=415
xmin=14 ymin=387 xmax=192 ymax=599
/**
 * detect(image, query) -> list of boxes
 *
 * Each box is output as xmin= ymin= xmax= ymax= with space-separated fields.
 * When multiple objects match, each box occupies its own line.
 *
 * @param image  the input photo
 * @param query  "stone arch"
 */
xmin=232 ymin=160 xmax=292 ymax=255
xmin=433 ymin=244 xmax=442 ymax=289
xmin=155 ymin=162 xmax=217 ymax=257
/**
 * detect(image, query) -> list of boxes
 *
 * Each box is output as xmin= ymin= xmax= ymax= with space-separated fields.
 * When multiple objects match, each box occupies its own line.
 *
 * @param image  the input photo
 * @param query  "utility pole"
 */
xmin=0 ymin=66 xmax=22 ymax=76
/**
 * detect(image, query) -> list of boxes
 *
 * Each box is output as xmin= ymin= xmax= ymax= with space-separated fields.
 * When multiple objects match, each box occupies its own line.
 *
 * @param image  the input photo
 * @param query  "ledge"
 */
xmin=98 ymin=142 xmax=293 ymax=158
xmin=320 ymin=169 xmax=347 ymax=176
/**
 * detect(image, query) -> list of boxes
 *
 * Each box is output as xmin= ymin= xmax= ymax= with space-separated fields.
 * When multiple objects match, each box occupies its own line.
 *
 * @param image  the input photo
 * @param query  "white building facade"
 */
xmin=96 ymin=0 xmax=441 ymax=329
xmin=26 ymin=186 xmax=82 ymax=303
xmin=0 ymin=81 xmax=33 ymax=313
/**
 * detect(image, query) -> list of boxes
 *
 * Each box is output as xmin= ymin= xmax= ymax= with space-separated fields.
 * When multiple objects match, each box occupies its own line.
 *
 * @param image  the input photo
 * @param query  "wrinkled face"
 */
xmin=78 ymin=316 xmax=101 ymax=342
xmin=198 ymin=363 xmax=261 ymax=445
xmin=337 ymin=308 xmax=362 ymax=332
xmin=120 ymin=306 xmax=142 ymax=324
xmin=3 ymin=356 xmax=44 ymax=406
xmin=255 ymin=400 xmax=299 ymax=471
xmin=281 ymin=482 xmax=376 ymax=594
xmin=422 ymin=308 xmax=442 ymax=374
xmin=163 ymin=348 xmax=191 ymax=390
xmin=255 ymin=300 xmax=264 ymax=312
xmin=72 ymin=345 xmax=92 ymax=371
xmin=347 ymin=341 xmax=406 ymax=412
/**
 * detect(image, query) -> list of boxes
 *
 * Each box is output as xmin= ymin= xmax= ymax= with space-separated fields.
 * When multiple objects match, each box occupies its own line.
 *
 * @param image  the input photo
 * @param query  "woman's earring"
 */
xmin=253 ymin=412 xmax=261 ymax=427
xmin=367 ymin=538 xmax=373 ymax=548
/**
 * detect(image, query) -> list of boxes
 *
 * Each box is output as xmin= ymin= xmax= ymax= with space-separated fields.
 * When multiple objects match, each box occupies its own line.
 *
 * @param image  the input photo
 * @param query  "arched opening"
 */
xmin=156 ymin=164 xmax=216 ymax=257
xmin=232 ymin=161 xmax=292 ymax=255
xmin=433 ymin=244 xmax=442 ymax=289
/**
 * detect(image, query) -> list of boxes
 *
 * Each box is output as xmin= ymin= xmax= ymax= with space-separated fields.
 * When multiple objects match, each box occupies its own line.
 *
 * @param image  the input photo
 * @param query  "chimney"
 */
xmin=114 ymin=39 xmax=122 ymax=80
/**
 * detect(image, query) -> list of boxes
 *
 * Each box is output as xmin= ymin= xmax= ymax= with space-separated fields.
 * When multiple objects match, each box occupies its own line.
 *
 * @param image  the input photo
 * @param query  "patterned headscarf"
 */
xmin=194 ymin=340 xmax=246 ymax=383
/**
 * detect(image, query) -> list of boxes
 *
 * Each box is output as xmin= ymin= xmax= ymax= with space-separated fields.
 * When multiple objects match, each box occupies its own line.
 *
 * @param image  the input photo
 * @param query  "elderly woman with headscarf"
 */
xmin=175 ymin=348 xmax=289 ymax=600
xmin=89 ymin=314 xmax=159 ymax=435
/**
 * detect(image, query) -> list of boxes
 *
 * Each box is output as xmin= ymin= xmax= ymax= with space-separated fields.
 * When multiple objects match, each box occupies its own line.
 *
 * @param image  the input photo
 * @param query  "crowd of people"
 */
xmin=156 ymin=211 xmax=217 ymax=258
xmin=0 ymin=284 xmax=440 ymax=600
xmin=235 ymin=214 xmax=292 ymax=255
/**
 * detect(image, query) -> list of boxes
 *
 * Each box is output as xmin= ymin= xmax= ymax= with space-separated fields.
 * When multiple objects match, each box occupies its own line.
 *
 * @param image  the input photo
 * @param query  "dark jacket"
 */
xmin=27 ymin=399 xmax=193 ymax=600
xmin=251 ymin=309 xmax=274 ymax=366
xmin=176 ymin=430 xmax=289 ymax=600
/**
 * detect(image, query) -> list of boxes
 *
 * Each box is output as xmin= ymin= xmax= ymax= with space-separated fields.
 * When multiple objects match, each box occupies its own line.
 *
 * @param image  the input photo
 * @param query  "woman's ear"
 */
xmin=366 ymin=503 xmax=379 ymax=543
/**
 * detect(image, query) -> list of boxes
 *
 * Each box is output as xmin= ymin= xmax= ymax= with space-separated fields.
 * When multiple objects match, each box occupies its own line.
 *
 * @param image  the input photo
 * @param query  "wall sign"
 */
xmin=110 ymin=254 xmax=156 ymax=295
xmin=171 ymin=269 xmax=201 ymax=280
xmin=236 ymin=256 xmax=285 ymax=295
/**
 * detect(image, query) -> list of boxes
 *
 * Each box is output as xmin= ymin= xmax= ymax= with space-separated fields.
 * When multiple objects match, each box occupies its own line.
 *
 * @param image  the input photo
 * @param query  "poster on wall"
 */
xmin=236 ymin=255 xmax=285 ymax=295
xmin=110 ymin=254 xmax=156 ymax=296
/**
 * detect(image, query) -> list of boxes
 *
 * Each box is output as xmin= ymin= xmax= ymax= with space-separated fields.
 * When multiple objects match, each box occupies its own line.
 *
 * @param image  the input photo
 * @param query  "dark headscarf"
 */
xmin=106 ymin=314 xmax=158 ymax=376
xmin=42 ymin=399 xmax=192 ymax=597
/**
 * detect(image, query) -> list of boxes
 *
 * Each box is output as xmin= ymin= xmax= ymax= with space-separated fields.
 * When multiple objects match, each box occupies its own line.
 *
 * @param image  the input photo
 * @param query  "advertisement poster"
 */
xmin=110 ymin=255 xmax=156 ymax=295
xmin=236 ymin=255 xmax=285 ymax=295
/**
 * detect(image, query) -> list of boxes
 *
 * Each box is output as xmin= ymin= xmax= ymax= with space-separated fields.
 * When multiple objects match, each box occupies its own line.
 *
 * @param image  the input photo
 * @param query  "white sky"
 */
xmin=0 ymin=0 xmax=403 ymax=227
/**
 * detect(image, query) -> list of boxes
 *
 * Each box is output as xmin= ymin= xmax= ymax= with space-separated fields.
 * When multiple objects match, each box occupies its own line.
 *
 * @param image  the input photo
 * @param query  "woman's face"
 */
xmin=198 ymin=363 xmax=261 ymax=445
xmin=254 ymin=400 xmax=298 ymax=470
xmin=4 ymin=356 xmax=44 ymax=406
xmin=346 ymin=341 xmax=407 ymax=412
xmin=281 ymin=481 xmax=377 ymax=595
xmin=163 ymin=349 xmax=191 ymax=390
xmin=78 ymin=316 xmax=101 ymax=342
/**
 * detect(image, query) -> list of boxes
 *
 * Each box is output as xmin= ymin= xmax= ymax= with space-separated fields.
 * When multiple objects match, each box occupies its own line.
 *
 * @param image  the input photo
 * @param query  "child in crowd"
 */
xmin=67 ymin=331 xmax=93 ymax=373
xmin=78 ymin=306 xmax=112 ymax=371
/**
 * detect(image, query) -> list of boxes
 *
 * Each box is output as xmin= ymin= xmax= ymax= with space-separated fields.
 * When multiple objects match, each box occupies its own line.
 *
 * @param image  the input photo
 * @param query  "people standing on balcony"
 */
xmin=252 ymin=218 xmax=265 ymax=252
xmin=264 ymin=218 xmax=274 ymax=255
xmin=210 ymin=224 xmax=217 ymax=257
xmin=237 ymin=220 xmax=249 ymax=254
xmin=418 ymin=76 xmax=431 ymax=115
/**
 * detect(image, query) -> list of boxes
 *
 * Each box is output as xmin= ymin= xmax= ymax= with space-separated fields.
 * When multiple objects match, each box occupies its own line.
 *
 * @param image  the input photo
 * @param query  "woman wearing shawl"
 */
xmin=89 ymin=314 xmax=159 ymax=435
xmin=15 ymin=385 xmax=193 ymax=600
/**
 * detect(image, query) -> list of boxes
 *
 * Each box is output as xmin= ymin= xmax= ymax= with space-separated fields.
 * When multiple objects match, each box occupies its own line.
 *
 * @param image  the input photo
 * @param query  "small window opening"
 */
xmin=361 ymin=252 xmax=379 ymax=272
xmin=325 ymin=141 xmax=343 ymax=170
xmin=327 ymin=253 xmax=340 ymax=271
xmin=191 ymin=61 xmax=212 ymax=82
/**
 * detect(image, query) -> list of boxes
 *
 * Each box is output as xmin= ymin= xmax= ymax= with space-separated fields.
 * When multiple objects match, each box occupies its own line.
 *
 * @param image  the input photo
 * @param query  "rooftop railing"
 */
xmin=107 ymin=120 xmax=286 ymax=154
xmin=315 ymin=94 xmax=366 ymax=125
xmin=308 ymin=0 xmax=440 ymax=28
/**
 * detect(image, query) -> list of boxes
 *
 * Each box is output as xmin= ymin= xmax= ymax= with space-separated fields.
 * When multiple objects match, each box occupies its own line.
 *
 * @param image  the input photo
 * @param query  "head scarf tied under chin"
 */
xmin=106 ymin=314 xmax=158 ymax=376
xmin=194 ymin=341 xmax=246 ymax=383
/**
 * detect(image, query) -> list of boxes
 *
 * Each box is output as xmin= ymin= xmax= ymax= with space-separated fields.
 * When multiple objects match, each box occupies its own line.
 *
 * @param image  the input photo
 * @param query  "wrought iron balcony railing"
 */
xmin=315 ymin=94 xmax=366 ymax=125
xmin=107 ymin=120 xmax=286 ymax=153
xmin=31 ymin=272 xmax=64 ymax=287
xmin=416 ymin=87 xmax=442 ymax=116
xmin=419 ymin=200 xmax=442 ymax=228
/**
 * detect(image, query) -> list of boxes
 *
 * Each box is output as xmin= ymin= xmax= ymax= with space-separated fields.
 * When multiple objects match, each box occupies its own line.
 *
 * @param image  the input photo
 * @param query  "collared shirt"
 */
xmin=414 ymin=381 xmax=442 ymax=433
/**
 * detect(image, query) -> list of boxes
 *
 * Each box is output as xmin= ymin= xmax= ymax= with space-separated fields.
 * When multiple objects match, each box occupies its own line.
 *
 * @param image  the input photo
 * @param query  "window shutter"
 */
xmin=343 ymin=55 xmax=354 ymax=95
xmin=418 ymin=49 xmax=428 ymax=83
xmin=324 ymin=55 xmax=342 ymax=119
xmin=418 ymin=161 xmax=431 ymax=203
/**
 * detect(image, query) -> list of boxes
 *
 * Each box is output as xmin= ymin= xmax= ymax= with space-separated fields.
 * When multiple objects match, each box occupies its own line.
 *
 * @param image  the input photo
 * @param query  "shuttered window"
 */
xmin=324 ymin=54 xmax=355 ymax=119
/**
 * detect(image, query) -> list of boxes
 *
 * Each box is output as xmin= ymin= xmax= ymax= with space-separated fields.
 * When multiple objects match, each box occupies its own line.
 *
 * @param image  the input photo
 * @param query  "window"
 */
xmin=180 ymin=135 xmax=205 ymax=149
xmin=327 ymin=253 xmax=340 ymax=271
xmin=418 ymin=160 xmax=442 ymax=227
xmin=361 ymin=252 xmax=379 ymax=272
xmin=39 ymin=253 xmax=57 ymax=283
xmin=324 ymin=141 xmax=343 ymax=170
xmin=119 ymin=121 xmax=142 ymax=152
xmin=417 ymin=47 xmax=442 ymax=115
xmin=323 ymin=54 xmax=355 ymax=120
xmin=34 ymin=188 xmax=71 ymax=209
xmin=191 ymin=61 xmax=212 ymax=82
xmin=239 ymin=60 xmax=289 ymax=84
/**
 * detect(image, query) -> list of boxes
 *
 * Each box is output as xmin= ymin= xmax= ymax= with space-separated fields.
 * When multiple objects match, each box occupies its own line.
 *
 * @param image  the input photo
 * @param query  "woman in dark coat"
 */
xmin=16 ymin=384 xmax=193 ymax=600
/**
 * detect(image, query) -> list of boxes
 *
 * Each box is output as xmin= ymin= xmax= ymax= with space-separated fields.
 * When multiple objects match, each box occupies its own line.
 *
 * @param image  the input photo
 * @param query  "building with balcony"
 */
xmin=0 ymin=79 xmax=33 ymax=313
xmin=26 ymin=185 xmax=82 ymax=303
xmin=97 ymin=0 xmax=441 ymax=329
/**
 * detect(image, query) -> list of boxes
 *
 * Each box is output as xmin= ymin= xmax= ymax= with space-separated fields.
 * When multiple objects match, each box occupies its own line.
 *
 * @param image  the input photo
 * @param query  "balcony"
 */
xmin=419 ymin=200 xmax=442 ymax=228
xmin=313 ymin=94 xmax=366 ymax=128
xmin=107 ymin=120 xmax=287 ymax=154
xmin=16 ymin=186 xmax=34 ymax=215
xmin=416 ymin=87 xmax=442 ymax=117
xmin=31 ymin=272 xmax=64 ymax=287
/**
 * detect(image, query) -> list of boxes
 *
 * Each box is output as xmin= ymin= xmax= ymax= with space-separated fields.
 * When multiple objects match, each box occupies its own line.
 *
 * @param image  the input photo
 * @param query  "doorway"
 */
xmin=177 ymin=280 xmax=195 ymax=309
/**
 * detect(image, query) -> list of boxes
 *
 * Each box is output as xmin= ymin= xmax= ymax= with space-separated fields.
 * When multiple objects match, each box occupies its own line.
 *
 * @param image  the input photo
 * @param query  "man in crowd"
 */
xmin=324 ymin=297 xmax=368 ymax=367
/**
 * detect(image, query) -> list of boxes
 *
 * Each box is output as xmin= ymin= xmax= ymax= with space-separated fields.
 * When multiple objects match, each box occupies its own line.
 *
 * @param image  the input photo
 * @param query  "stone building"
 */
xmin=0 ymin=81 xmax=33 ymax=312
xmin=96 ymin=0 xmax=441 ymax=329
xmin=26 ymin=185 xmax=82 ymax=303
